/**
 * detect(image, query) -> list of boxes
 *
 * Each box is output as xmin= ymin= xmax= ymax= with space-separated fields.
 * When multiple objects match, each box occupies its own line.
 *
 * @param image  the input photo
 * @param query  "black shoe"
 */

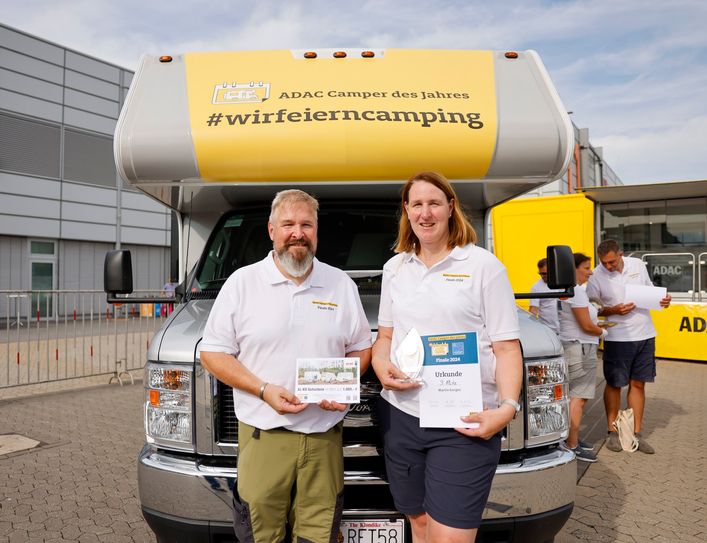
xmin=605 ymin=432 xmax=622 ymax=452
xmin=578 ymin=439 xmax=594 ymax=451
xmin=635 ymin=433 xmax=655 ymax=454
xmin=562 ymin=442 xmax=598 ymax=463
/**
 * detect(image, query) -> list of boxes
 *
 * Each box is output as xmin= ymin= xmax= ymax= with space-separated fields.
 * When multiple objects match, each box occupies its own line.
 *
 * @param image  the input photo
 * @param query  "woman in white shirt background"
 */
xmin=558 ymin=252 xmax=607 ymax=462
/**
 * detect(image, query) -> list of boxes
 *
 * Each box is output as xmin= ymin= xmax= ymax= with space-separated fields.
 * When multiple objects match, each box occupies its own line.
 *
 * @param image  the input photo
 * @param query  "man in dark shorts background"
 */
xmin=586 ymin=239 xmax=671 ymax=454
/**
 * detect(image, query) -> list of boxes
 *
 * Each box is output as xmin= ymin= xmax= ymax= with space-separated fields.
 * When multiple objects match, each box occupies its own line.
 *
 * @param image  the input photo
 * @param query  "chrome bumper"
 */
xmin=137 ymin=444 xmax=575 ymax=522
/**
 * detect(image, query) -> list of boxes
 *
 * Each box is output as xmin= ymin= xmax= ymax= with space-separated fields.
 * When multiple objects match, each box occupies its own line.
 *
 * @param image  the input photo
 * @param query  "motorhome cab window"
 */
xmin=194 ymin=203 xmax=399 ymax=292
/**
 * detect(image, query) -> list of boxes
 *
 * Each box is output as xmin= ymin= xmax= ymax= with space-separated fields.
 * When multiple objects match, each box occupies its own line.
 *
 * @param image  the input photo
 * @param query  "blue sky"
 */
xmin=4 ymin=0 xmax=707 ymax=185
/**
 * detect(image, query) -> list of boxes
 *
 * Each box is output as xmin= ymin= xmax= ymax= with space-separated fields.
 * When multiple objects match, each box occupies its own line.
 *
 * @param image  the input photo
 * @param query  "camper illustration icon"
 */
xmin=212 ymin=81 xmax=271 ymax=104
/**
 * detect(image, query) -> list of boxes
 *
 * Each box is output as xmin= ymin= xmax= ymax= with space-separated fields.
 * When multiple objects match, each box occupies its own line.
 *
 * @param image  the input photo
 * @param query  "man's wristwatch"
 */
xmin=499 ymin=398 xmax=521 ymax=418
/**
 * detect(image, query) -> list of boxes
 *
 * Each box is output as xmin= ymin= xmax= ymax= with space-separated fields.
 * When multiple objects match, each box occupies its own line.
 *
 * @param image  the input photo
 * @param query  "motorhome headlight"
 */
xmin=144 ymin=362 xmax=193 ymax=451
xmin=525 ymin=357 xmax=569 ymax=446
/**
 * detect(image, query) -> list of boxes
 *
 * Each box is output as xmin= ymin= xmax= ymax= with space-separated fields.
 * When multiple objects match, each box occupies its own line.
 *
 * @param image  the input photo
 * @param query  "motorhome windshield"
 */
xmin=194 ymin=203 xmax=399 ymax=291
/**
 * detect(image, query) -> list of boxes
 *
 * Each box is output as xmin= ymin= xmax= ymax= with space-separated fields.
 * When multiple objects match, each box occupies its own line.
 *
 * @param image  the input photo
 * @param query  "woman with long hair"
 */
xmin=371 ymin=171 xmax=522 ymax=543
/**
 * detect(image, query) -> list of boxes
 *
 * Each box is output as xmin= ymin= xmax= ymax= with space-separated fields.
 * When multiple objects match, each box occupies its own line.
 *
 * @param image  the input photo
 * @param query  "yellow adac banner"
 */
xmin=184 ymin=50 xmax=498 ymax=182
xmin=652 ymin=303 xmax=707 ymax=362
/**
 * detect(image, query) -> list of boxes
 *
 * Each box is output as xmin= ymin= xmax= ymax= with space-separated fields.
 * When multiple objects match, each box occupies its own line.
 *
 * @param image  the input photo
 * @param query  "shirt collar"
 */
xmin=263 ymin=251 xmax=323 ymax=287
xmin=403 ymin=243 xmax=473 ymax=264
xmin=597 ymin=256 xmax=627 ymax=277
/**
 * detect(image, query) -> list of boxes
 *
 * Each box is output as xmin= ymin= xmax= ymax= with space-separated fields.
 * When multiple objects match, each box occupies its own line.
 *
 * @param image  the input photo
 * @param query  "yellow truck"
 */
xmin=105 ymin=48 xmax=578 ymax=543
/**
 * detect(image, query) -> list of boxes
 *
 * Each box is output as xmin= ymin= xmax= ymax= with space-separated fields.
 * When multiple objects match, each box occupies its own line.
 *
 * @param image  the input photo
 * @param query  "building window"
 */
xmin=30 ymin=240 xmax=56 ymax=255
xmin=600 ymin=197 xmax=707 ymax=297
xmin=63 ymin=128 xmax=117 ymax=187
xmin=29 ymin=239 xmax=57 ymax=318
xmin=0 ymin=112 xmax=61 ymax=178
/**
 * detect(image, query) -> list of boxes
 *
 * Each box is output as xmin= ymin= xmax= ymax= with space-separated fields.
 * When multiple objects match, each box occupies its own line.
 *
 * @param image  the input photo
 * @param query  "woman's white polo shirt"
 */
xmin=200 ymin=252 xmax=372 ymax=434
xmin=558 ymin=284 xmax=599 ymax=344
xmin=378 ymin=243 xmax=520 ymax=416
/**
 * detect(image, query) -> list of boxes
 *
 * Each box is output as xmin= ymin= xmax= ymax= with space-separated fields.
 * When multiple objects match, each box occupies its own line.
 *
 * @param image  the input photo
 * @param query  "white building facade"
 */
xmin=0 ymin=23 xmax=172 ymax=319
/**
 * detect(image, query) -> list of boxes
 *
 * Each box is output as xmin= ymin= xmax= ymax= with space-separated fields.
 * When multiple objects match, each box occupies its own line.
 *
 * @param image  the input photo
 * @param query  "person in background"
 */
xmin=586 ymin=239 xmax=671 ymax=454
xmin=200 ymin=189 xmax=372 ymax=542
xmin=161 ymin=278 xmax=177 ymax=315
xmin=558 ymin=253 xmax=607 ymax=462
xmin=529 ymin=258 xmax=560 ymax=334
xmin=162 ymin=278 xmax=177 ymax=298
xmin=371 ymin=171 xmax=522 ymax=543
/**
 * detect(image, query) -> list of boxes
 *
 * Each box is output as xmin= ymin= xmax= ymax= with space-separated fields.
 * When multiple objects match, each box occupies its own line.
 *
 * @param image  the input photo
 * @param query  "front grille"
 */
xmin=216 ymin=380 xmax=238 ymax=443
xmin=187 ymin=289 xmax=220 ymax=300
xmin=215 ymin=377 xmax=383 ymax=447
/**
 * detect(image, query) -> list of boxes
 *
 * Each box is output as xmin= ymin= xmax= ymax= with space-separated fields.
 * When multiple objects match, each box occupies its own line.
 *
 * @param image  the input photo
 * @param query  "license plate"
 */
xmin=338 ymin=519 xmax=406 ymax=543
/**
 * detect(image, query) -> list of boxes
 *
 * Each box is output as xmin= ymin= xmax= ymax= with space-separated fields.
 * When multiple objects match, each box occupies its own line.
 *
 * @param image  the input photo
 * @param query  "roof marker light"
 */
xmin=333 ymin=51 xmax=347 ymax=58
xmin=304 ymin=52 xmax=317 ymax=59
xmin=361 ymin=51 xmax=375 ymax=58
xmin=504 ymin=51 xmax=519 ymax=59
xmin=159 ymin=56 xmax=173 ymax=63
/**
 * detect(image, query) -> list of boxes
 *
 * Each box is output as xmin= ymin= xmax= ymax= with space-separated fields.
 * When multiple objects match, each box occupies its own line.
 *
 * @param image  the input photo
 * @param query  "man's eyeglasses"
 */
xmin=539 ymin=272 xmax=547 ymax=276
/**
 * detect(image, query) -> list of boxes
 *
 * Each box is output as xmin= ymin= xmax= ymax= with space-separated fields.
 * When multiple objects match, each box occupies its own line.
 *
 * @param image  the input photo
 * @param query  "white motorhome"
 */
xmin=337 ymin=372 xmax=355 ymax=382
xmin=105 ymin=48 xmax=578 ymax=543
xmin=303 ymin=371 xmax=321 ymax=383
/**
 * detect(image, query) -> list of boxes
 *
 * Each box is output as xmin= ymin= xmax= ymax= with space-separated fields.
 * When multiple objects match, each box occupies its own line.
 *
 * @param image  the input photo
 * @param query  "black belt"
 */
xmin=250 ymin=424 xmax=341 ymax=439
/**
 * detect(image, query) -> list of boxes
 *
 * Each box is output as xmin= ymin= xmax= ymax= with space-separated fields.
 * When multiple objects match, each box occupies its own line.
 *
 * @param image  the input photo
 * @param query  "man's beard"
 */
xmin=276 ymin=240 xmax=315 ymax=277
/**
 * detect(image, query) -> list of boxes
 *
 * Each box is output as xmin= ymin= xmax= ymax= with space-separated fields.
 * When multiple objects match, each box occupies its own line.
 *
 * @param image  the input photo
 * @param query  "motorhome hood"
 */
xmin=115 ymin=49 xmax=573 ymax=194
xmin=152 ymin=299 xmax=561 ymax=363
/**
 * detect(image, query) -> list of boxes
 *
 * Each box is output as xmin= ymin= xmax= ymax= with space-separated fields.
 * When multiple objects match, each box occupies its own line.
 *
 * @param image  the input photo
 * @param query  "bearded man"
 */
xmin=200 ymin=189 xmax=372 ymax=543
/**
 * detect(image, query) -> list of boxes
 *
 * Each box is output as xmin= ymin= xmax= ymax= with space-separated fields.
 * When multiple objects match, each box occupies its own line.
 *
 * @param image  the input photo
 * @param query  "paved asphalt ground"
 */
xmin=1 ymin=358 xmax=705 ymax=543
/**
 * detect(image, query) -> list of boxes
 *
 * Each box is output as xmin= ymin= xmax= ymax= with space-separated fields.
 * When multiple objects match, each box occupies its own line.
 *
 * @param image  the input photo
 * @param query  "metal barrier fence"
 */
xmin=0 ymin=290 xmax=170 ymax=389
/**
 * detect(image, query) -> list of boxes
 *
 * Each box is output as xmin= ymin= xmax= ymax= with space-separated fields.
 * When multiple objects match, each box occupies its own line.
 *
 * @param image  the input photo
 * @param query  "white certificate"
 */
xmin=419 ymin=332 xmax=483 ymax=428
xmin=624 ymin=284 xmax=667 ymax=310
xmin=295 ymin=357 xmax=360 ymax=404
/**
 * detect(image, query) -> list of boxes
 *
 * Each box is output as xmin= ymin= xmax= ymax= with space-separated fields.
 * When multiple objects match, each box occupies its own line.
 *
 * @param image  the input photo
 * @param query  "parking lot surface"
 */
xmin=1 ymin=358 xmax=705 ymax=543
xmin=0 ymin=380 xmax=155 ymax=543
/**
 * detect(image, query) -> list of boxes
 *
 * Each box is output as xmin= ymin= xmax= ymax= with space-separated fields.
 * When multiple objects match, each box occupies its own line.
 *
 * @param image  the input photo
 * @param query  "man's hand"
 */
xmin=660 ymin=294 xmax=672 ymax=308
xmin=262 ymin=384 xmax=308 ymax=415
xmin=610 ymin=302 xmax=636 ymax=315
xmin=456 ymin=405 xmax=516 ymax=440
xmin=371 ymin=358 xmax=421 ymax=391
xmin=318 ymin=400 xmax=348 ymax=412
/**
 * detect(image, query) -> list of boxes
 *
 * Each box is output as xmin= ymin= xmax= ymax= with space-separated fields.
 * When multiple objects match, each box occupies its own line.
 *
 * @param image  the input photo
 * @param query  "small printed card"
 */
xmin=295 ymin=357 xmax=360 ymax=404
xmin=419 ymin=332 xmax=483 ymax=428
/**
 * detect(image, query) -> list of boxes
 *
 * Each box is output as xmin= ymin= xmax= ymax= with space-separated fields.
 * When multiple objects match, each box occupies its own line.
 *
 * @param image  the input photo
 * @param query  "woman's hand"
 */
xmin=458 ymin=339 xmax=523 ymax=439
xmin=371 ymin=326 xmax=421 ymax=391
xmin=456 ymin=404 xmax=516 ymax=440
xmin=371 ymin=357 xmax=422 ymax=391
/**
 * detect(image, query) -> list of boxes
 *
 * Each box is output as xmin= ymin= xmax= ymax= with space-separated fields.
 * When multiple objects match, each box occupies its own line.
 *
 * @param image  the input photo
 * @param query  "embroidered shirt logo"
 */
xmin=442 ymin=273 xmax=470 ymax=283
xmin=312 ymin=300 xmax=338 ymax=312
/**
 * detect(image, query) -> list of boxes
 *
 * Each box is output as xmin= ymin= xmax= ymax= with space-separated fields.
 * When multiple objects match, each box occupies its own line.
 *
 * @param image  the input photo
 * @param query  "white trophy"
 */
xmin=395 ymin=328 xmax=424 ymax=381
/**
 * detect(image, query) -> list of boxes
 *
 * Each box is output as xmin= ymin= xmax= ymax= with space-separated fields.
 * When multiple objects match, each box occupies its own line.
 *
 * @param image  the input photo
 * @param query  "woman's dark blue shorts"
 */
xmin=378 ymin=397 xmax=501 ymax=529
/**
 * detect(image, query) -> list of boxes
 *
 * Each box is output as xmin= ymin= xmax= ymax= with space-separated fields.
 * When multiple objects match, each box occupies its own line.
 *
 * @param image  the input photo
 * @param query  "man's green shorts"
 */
xmin=233 ymin=421 xmax=344 ymax=543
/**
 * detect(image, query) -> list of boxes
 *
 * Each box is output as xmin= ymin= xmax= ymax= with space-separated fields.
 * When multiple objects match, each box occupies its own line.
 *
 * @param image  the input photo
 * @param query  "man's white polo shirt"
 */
xmin=586 ymin=256 xmax=656 ymax=342
xmin=529 ymin=279 xmax=561 ymax=334
xmin=378 ymin=243 xmax=520 ymax=416
xmin=199 ymin=252 xmax=372 ymax=434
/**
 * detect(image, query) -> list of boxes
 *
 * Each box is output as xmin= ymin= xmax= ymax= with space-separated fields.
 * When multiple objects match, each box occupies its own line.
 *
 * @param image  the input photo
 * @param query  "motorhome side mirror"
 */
xmin=546 ymin=245 xmax=575 ymax=289
xmin=104 ymin=250 xmax=134 ymax=294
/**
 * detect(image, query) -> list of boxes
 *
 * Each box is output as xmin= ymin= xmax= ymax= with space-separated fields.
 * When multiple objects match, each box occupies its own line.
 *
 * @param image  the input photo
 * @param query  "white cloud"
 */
xmin=3 ymin=0 xmax=707 ymax=183
xmin=596 ymin=115 xmax=707 ymax=183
